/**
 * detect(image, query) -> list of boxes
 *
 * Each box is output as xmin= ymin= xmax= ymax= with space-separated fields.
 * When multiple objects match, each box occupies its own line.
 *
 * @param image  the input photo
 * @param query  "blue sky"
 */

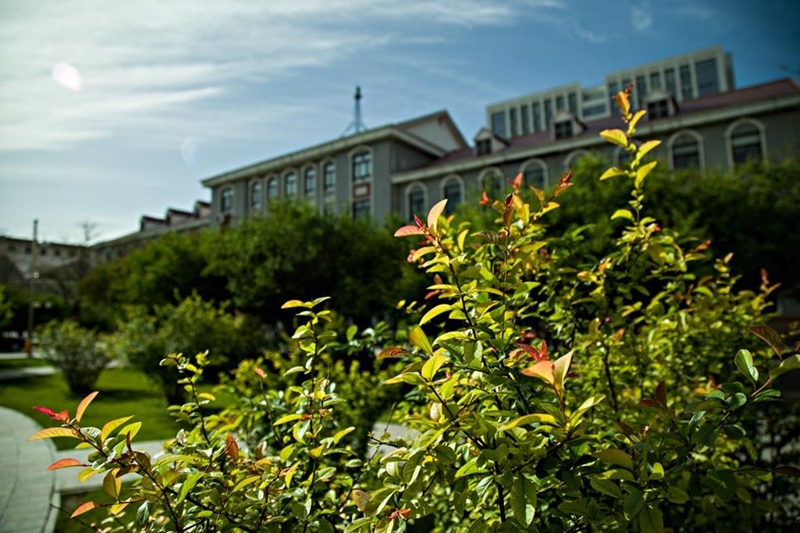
xmin=1 ymin=0 xmax=798 ymax=243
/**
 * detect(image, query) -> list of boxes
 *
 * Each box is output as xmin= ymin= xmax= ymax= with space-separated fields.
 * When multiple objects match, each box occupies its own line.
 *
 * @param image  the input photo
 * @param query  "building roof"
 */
xmin=393 ymin=78 xmax=800 ymax=181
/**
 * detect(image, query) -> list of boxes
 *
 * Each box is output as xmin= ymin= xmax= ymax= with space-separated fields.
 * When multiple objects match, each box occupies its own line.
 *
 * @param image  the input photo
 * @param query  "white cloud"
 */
xmin=631 ymin=2 xmax=654 ymax=32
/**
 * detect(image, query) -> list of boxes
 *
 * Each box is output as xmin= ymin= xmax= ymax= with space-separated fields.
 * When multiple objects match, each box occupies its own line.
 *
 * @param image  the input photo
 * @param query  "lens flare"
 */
xmin=181 ymin=137 xmax=199 ymax=164
xmin=51 ymin=62 xmax=82 ymax=91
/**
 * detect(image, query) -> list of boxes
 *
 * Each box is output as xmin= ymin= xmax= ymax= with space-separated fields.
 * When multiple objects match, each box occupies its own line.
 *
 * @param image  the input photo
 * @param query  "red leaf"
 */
xmin=34 ymin=405 xmax=57 ymax=419
xmin=48 ymin=457 xmax=85 ymax=470
xmin=639 ymin=399 xmax=662 ymax=409
xmin=226 ymin=434 xmax=239 ymax=464
xmin=508 ymin=173 xmax=523 ymax=191
xmin=480 ymin=191 xmax=491 ymax=205
xmin=56 ymin=409 xmax=70 ymax=422
xmin=254 ymin=367 xmax=265 ymax=379
xmin=377 ymin=347 xmax=407 ymax=359
xmin=70 ymin=500 xmax=100 ymax=518
xmin=394 ymin=225 xmax=425 ymax=237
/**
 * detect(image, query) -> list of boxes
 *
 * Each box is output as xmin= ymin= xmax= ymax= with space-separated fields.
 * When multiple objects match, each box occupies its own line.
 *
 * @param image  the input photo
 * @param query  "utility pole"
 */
xmin=26 ymin=219 xmax=38 ymax=357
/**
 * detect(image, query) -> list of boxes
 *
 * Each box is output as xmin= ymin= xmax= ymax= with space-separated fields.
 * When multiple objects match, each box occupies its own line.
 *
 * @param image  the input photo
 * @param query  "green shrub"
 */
xmin=37 ymin=320 xmax=111 ymax=394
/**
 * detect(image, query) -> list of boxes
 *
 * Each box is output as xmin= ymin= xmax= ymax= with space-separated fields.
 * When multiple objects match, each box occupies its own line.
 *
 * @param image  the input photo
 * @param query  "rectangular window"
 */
xmin=635 ymin=75 xmax=647 ymax=109
xmin=646 ymin=99 xmax=670 ymax=119
xmin=568 ymin=92 xmax=577 ymax=114
xmin=544 ymin=100 xmax=553 ymax=129
xmin=665 ymin=68 xmax=676 ymax=96
xmin=304 ymin=167 xmax=316 ymax=196
xmin=352 ymin=199 xmax=370 ymax=221
xmin=556 ymin=95 xmax=565 ymax=111
xmin=443 ymin=180 xmax=461 ymax=215
xmin=731 ymin=127 xmax=762 ymax=164
xmin=285 ymin=173 xmax=297 ymax=197
xmin=221 ymin=187 xmax=233 ymax=213
xmin=533 ymin=103 xmax=542 ymax=132
xmin=673 ymin=139 xmax=700 ymax=169
xmin=509 ymin=108 xmax=518 ymax=137
xmin=608 ymin=81 xmax=620 ymax=116
xmin=554 ymin=120 xmax=573 ymax=140
xmin=251 ymin=182 xmax=262 ymax=211
xmin=679 ymin=64 xmax=693 ymax=100
xmin=582 ymin=103 xmax=608 ymax=118
xmin=267 ymin=178 xmax=278 ymax=200
xmin=407 ymin=188 xmax=425 ymax=221
xmin=476 ymin=138 xmax=491 ymax=156
xmin=491 ymin=111 xmax=507 ymax=137
xmin=521 ymin=104 xmax=530 ymax=134
xmin=352 ymin=151 xmax=372 ymax=183
xmin=649 ymin=72 xmax=662 ymax=91
xmin=695 ymin=58 xmax=719 ymax=97
xmin=323 ymin=163 xmax=335 ymax=194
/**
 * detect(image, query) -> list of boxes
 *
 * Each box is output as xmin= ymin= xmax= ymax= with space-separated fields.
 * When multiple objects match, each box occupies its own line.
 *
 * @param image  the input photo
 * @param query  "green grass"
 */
xmin=0 ymin=368 xmax=186 ymax=449
xmin=0 ymin=357 xmax=50 ymax=370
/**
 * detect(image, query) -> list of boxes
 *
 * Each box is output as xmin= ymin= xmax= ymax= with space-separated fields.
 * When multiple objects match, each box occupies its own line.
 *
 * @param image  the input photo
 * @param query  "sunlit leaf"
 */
xmin=521 ymin=360 xmax=554 ymax=385
xmin=769 ymin=354 xmax=800 ymax=380
xmin=421 ymin=354 xmax=448 ymax=381
xmin=281 ymin=300 xmax=307 ymax=309
xmin=377 ymin=347 xmax=408 ymax=359
xmin=409 ymin=326 xmax=434 ymax=355
xmin=427 ymin=199 xmax=448 ymax=231
xmin=70 ymin=500 xmax=100 ymax=518
xmin=420 ymin=304 xmax=452 ymax=326
xmin=100 ymin=416 xmax=133 ymax=441
xmin=599 ymin=167 xmax=626 ymax=181
xmin=749 ymin=324 xmax=786 ymax=358
xmin=734 ymin=349 xmax=759 ymax=386
xmin=593 ymin=448 xmax=634 ymax=470
xmin=28 ymin=427 xmax=76 ymax=441
xmin=600 ymin=129 xmax=628 ymax=148
xmin=103 ymin=471 xmax=121 ymax=499
xmin=47 ymin=457 xmax=84 ymax=470
xmin=75 ymin=391 xmax=99 ymax=423
xmin=394 ymin=225 xmax=425 ymax=237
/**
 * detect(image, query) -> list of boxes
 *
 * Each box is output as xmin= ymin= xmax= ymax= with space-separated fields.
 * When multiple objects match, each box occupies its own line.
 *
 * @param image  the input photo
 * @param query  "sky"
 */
xmin=0 ymin=0 xmax=798 ymax=244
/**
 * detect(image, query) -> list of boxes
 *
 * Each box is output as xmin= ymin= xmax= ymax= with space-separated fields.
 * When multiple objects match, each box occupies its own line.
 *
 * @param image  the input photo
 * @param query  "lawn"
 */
xmin=0 ymin=367 xmax=235 ymax=450
xmin=0 ymin=357 xmax=50 ymax=370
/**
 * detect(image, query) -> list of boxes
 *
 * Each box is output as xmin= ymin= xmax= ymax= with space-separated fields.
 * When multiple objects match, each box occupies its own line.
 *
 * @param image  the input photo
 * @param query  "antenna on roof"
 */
xmin=341 ymin=85 xmax=367 ymax=136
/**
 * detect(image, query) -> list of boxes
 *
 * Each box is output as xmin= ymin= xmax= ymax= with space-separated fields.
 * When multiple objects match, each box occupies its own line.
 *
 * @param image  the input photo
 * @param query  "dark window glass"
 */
xmin=672 ymin=136 xmax=700 ymax=169
xmin=509 ymin=108 xmax=518 ymax=137
xmin=679 ymin=64 xmax=693 ymax=100
xmin=523 ymin=165 xmax=545 ymax=189
xmin=352 ymin=151 xmax=371 ymax=183
xmin=323 ymin=163 xmax=335 ymax=194
xmin=556 ymin=95 xmax=565 ymax=111
xmin=304 ymin=167 xmax=316 ymax=196
xmin=491 ymin=112 xmax=507 ymax=137
xmin=544 ymin=100 xmax=553 ymax=129
xmin=408 ymin=187 xmax=425 ymax=221
xmin=533 ymin=103 xmax=542 ymax=132
xmin=731 ymin=124 xmax=762 ymax=164
xmin=267 ymin=178 xmax=278 ymax=200
xmin=221 ymin=187 xmax=233 ymax=213
xmin=352 ymin=199 xmax=370 ymax=221
xmin=521 ymin=105 xmax=530 ymax=134
xmin=476 ymin=139 xmax=492 ymax=156
xmin=609 ymin=81 xmax=620 ymax=116
xmin=635 ymin=75 xmax=647 ymax=109
xmin=583 ymin=103 xmax=607 ymax=118
xmin=649 ymin=72 xmax=662 ymax=91
xmin=665 ymin=68 xmax=676 ymax=96
xmin=568 ymin=92 xmax=577 ymax=114
xmin=443 ymin=179 xmax=461 ymax=215
xmin=251 ymin=182 xmax=262 ymax=211
xmin=695 ymin=58 xmax=719 ymax=97
xmin=646 ymin=99 xmax=670 ymax=119
xmin=554 ymin=120 xmax=573 ymax=140
xmin=285 ymin=172 xmax=297 ymax=197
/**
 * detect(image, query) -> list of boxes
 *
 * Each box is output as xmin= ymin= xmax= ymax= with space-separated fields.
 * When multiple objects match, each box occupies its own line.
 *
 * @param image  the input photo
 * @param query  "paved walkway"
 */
xmin=0 ymin=407 xmax=59 ymax=533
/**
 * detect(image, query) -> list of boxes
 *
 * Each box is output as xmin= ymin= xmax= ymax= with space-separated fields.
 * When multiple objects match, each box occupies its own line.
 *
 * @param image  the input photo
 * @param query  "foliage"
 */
xmin=37 ymin=320 xmax=111 ymax=394
xmin=0 ymin=284 xmax=13 ymax=330
xmin=32 ymin=88 xmax=798 ymax=532
xmin=114 ymin=294 xmax=263 ymax=403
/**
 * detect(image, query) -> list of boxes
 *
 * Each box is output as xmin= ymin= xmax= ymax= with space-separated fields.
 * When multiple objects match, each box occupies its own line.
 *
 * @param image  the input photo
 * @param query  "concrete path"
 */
xmin=0 ymin=406 xmax=59 ymax=533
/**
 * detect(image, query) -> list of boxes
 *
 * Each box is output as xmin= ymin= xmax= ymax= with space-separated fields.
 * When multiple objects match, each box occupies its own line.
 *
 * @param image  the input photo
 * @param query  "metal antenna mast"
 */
xmin=341 ymin=85 xmax=367 ymax=136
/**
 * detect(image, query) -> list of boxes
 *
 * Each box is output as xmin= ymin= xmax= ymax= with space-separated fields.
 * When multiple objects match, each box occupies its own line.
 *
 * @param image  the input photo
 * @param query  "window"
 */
xmin=267 ymin=178 xmax=278 ymax=201
xmin=323 ymin=162 xmax=335 ymax=194
xmin=556 ymin=95 xmax=565 ymax=111
xmin=679 ymin=64 xmax=693 ymax=100
xmin=646 ymin=98 xmax=670 ymax=119
xmin=491 ymin=111 xmax=507 ymax=137
xmin=608 ymin=81 xmax=620 ymax=116
xmin=583 ymin=103 xmax=607 ymax=118
xmin=352 ymin=199 xmax=370 ymax=221
xmin=554 ymin=120 xmax=573 ymax=140
xmin=221 ymin=187 xmax=233 ymax=213
xmin=564 ymin=150 xmax=589 ymax=171
xmin=533 ymin=103 xmax=542 ymax=132
xmin=635 ymin=75 xmax=647 ymax=109
xmin=509 ymin=108 xmax=518 ymax=137
xmin=251 ymin=181 xmax=262 ymax=211
xmin=352 ymin=151 xmax=371 ymax=183
xmin=521 ymin=105 xmax=530 ymax=134
xmin=729 ymin=122 xmax=763 ymax=164
xmin=476 ymin=138 xmax=492 ymax=156
xmin=521 ymin=161 xmax=546 ymax=189
xmin=480 ymin=170 xmax=503 ymax=197
xmin=665 ymin=68 xmax=677 ymax=96
xmin=407 ymin=185 xmax=426 ymax=221
xmin=671 ymin=133 xmax=701 ymax=170
xmin=284 ymin=172 xmax=297 ymax=198
xmin=304 ymin=167 xmax=316 ymax=196
xmin=442 ymin=177 xmax=462 ymax=215
xmin=649 ymin=72 xmax=662 ymax=91
xmin=568 ymin=92 xmax=577 ymax=114
xmin=544 ymin=100 xmax=553 ymax=129
xmin=695 ymin=58 xmax=719 ymax=97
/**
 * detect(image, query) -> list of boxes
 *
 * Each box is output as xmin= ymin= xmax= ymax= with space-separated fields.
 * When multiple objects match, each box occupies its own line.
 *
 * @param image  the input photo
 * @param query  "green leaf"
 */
xmin=599 ymin=167 xmax=626 ymax=180
xmin=232 ymin=475 xmax=260 ymax=494
xmin=600 ymin=128 xmax=628 ymax=148
xmin=274 ymin=414 xmax=303 ymax=425
xmin=769 ymin=354 xmax=800 ymax=380
xmin=409 ymin=326 xmax=434 ymax=355
xmin=666 ymin=486 xmax=689 ymax=504
xmin=499 ymin=413 xmax=559 ymax=431
xmin=119 ymin=422 xmax=142 ymax=441
xmin=511 ymin=476 xmax=536 ymax=526
xmin=734 ymin=349 xmax=759 ymax=386
xmin=634 ymin=140 xmax=661 ymax=163
xmin=28 ymin=427 xmax=76 ymax=441
xmin=552 ymin=351 xmax=572 ymax=399
xmin=333 ymin=427 xmax=356 ymax=445
xmin=590 ymin=477 xmax=623 ymax=499
xmin=103 ymin=471 xmax=121 ymax=499
xmin=101 ymin=416 xmax=134 ymax=441
xmin=635 ymin=161 xmax=658 ymax=188
xmin=611 ymin=209 xmax=634 ymax=221
xmin=421 ymin=354 xmax=448 ymax=381
xmin=749 ymin=324 xmax=785 ymax=358
xmin=594 ymin=448 xmax=634 ymax=471
xmin=281 ymin=299 xmax=309 ymax=309
xmin=570 ymin=394 xmax=605 ymax=423
xmin=623 ymin=486 xmax=645 ymax=520
xmin=420 ymin=304 xmax=453 ymax=326
xmin=177 ymin=472 xmax=203 ymax=503
xmin=455 ymin=457 xmax=485 ymax=479
xmin=706 ymin=470 xmax=737 ymax=501
xmin=638 ymin=504 xmax=664 ymax=533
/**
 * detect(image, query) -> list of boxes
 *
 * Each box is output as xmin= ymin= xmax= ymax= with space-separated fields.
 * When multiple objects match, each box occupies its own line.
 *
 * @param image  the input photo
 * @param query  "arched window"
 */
xmin=284 ymin=172 xmax=297 ymax=198
xmin=669 ymin=131 xmax=703 ymax=170
xmin=519 ymin=159 xmax=548 ymax=189
xmin=478 ymin=168 xmax=503 ymax=198
xmin=441 ymin=175 xmax=464 ymax=215
xmin=304 ymin=166 xmax=316 ymax=197
xmin=323 ymin=161 xmax=336 ymax=195
xmin=406 ymin=183 xmax=427 ymax=222
xmin=220 ymin=187 xmax=233 ymax=213
xmin=726 ymin=119 xmax=765 ymax=166
xmin=250 ymin=181 xmax=262 ymax=212
xmin=267 ymin=177 xmax=278 ymax=201
xmin=563 ymin=150 xmax=590 ymax=171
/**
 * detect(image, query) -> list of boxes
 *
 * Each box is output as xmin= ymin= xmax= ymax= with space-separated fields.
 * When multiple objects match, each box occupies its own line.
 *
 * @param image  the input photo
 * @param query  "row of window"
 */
xmin=219 ymin=150 xmax=373 ymax=214
xmin=407 ymin=119 xmax=766 ymax=220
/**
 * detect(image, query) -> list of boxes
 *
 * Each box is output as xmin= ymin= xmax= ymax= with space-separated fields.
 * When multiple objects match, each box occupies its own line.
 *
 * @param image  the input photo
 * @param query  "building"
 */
xmin=200 ymin=45 xmax=799 ymax=228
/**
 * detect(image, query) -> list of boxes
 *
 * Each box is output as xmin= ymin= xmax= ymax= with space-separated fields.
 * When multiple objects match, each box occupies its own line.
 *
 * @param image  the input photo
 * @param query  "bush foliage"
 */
xmin=37 ymin=320 xmax=111 ymax=394
xmin=31 ymin=87 xmax=799 ymax=532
